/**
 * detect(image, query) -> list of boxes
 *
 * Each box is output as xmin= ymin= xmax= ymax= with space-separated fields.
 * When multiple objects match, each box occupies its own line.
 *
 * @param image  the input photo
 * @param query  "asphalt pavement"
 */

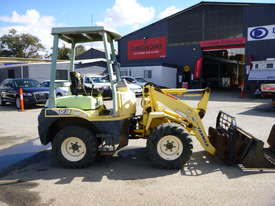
xmin=0 ymin=91 xmax=274 ymax=206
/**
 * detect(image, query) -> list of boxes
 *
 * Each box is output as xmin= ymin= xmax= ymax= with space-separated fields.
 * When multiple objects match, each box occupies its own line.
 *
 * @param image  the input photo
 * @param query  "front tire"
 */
xmin=52 ymin=126 xmax=98 ymax=168
xmin=147 ymin=123 xmax=193 ymax=169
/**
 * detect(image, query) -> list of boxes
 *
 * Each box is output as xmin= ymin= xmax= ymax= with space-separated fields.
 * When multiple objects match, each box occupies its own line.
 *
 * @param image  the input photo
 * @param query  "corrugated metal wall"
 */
xmin=168 ymin=5 xmax=243 ymax=45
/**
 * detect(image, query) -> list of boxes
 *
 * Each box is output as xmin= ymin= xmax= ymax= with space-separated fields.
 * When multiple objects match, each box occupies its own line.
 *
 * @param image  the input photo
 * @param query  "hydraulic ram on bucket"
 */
xmin=209 ymin=111 xmax=275 ymax=168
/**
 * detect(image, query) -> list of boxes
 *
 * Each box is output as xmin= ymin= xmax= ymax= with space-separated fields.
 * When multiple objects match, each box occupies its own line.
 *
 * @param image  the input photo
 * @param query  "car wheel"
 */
xmin=15 ymin=96 xmax=21 ymax=109
xmin=56 ymin=93 xmax=62 ymax=98
xmin=0 ymin=95 xmax=6 ymax=106
xmin=52 ymin=126 xmax=98 ymax=168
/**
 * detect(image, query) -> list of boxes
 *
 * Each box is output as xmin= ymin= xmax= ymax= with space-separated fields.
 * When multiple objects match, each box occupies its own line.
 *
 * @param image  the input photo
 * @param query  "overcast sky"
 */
xmin=1 ymin=0 xmax=274 ymax=52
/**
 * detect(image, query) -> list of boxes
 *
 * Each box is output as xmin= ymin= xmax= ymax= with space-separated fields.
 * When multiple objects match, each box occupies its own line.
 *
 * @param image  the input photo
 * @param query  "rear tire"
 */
xmin=0 ymin=95 xmax=6 ymax=106
xmin=147 ymin=123 xmax=193 ymax=169
xmin=52 ymin=126 xmax=98 ymax=168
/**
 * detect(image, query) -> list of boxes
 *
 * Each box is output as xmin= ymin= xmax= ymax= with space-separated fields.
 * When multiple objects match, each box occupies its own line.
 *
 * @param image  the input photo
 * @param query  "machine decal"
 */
xmin=197 ymin=128 xmax=209 ymax=147
xmin=57 ymin=109 xmax=72 ymax=115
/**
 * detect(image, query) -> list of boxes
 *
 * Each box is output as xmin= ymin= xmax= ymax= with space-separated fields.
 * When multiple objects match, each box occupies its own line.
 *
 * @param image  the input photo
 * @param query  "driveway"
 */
xmin=0 ymin=91 xmax=274 ymax=206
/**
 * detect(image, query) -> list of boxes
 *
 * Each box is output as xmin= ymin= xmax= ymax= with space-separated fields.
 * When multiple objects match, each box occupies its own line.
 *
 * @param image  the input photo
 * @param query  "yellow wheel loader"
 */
xmin=38 ymin=26 xmax=275 ymax=169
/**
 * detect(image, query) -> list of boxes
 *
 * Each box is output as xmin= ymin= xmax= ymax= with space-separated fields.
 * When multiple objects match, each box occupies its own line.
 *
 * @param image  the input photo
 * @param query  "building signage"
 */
xmin=248 ymin=24 xmax=275 ymax=41
xmin=200 ymin=37 xmax=246 ymax=49
xmin=128 ymin=37 xmax=166 ymax=60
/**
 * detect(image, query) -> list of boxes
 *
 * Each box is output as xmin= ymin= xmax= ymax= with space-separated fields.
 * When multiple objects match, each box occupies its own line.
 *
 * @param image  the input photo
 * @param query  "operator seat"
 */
xmin=70 ymin=72 xmax=102 ymax=97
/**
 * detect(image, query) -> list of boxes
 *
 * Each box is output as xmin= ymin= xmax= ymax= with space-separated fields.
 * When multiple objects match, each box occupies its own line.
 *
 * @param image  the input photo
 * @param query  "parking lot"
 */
xmin=0 ymin=91 xmax=275 ymax=206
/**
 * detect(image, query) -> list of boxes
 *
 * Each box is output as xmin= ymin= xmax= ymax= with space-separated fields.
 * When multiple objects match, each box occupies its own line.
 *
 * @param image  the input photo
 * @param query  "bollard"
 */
xmin=19 ymin=88 xmax=24 ymax=111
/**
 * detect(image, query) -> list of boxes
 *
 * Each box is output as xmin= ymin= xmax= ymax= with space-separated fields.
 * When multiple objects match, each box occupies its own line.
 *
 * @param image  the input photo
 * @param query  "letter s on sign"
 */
xmin=273 ymin=27 xmax=275 ymax=33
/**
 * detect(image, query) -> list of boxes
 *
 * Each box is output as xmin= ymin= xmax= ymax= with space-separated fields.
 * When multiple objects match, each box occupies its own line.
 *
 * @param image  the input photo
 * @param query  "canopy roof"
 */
xmin=51 ymin=26 xmax=121 ymax=44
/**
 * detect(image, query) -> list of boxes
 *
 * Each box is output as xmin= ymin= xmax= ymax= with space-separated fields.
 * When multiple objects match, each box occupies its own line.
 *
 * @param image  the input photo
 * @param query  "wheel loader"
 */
xmin=38 ymin=26 xmax=275 ymax=169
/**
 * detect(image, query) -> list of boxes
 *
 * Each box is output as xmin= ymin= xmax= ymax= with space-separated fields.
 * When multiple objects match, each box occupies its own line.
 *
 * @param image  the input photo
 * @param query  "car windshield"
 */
xmin=136 ymin=78 xmax=147 ymax=83
xmin=14 ymin=79 xmax=39 ymax=88
xmin=55 ymin=81 xmax=71 ymax=87
xmin=87 ymin=77 xmax=109 ymax=83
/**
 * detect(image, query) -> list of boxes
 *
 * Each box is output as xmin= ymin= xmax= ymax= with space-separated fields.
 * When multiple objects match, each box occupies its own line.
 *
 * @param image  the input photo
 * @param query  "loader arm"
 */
xmin=161 ymin=88 xmax=210 ymax=118
xmin=144 ymin=86 xmax=216 ymax=155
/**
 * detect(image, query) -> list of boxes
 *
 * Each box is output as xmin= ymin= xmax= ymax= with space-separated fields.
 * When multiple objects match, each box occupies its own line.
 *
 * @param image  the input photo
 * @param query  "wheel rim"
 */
xmin=157 ymin=135 xmax=183 ymax=161
xmin=61 ymin=137 xmax=87 ymax=162
xmin=16 ymin=97 xmax=20 ymax=109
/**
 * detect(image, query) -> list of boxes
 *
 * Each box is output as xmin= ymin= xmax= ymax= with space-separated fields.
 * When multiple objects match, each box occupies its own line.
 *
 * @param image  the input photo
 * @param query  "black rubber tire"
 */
xmin=52 ymin=126 xmax=98 ymax=168
xmin=147 ymin=123 xmax=193 ymax=169
xmin=56 ymin=93 xmax=62 ymax=97
xmin=0 ymin=95 xmax=6 ymax=106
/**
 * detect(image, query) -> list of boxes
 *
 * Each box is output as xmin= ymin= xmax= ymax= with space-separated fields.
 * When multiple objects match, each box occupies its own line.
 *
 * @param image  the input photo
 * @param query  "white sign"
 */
xmin=248 ymin=24 xmax=275 ymax=41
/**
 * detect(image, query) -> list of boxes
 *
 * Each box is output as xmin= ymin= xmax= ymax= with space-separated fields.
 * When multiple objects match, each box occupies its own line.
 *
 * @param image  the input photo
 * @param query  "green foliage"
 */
xmin=75 ymin=45 xmax=86 ymax=56
xmin=57 ymin=44 xmax=87 ymax=60
xmin=0 ymin=29 xmax=45 ymax=58
xmin=57 ymin=44 xmax=71 ymax=60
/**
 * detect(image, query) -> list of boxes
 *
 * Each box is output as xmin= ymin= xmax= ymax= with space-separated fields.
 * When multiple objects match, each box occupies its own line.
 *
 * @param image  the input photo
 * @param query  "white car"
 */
xmin=121 ymin=76 xmax=148 ymax=87
xmin=40 ymin=80 xmax=71 ymax=97
xmin=84 ymin=75 xmax=112 ymax=97
xmin=122 ymin=77 xmax=143 ymax=95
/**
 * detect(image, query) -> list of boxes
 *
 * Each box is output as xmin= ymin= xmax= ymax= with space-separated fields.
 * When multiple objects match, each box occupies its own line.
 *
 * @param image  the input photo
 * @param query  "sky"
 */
xmin=0 ymin=0 xmax=275 ymax=53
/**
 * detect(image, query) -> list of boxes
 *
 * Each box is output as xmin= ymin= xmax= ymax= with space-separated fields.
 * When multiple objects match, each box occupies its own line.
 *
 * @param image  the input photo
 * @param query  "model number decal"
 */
xmin=57 ymin=109 xmax=72 ymax=115
xmin=197 ymin=128 xmax=209 ymax=147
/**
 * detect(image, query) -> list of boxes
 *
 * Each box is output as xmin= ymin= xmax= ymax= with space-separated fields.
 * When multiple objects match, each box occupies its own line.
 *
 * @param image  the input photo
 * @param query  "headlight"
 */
xmin=23 ymin=92 xmax=32 ymax=96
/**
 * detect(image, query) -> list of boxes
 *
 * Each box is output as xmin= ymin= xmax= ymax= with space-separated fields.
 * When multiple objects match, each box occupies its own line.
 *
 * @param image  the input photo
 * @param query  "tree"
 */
xmin=57 ymin=44 xmax=86 ymax=60
xmin=75 ymin=45 xmax=86 ymax=56
xmin=0 ymin=29 xmax=45 ymax=58
xmin=57 ymin=44 xmax=71 ymax=60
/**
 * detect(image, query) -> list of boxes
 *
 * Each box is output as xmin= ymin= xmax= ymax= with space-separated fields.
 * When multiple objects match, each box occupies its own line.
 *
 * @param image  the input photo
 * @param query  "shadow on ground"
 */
xmin=182 ymin=151 xmax=275 ymax=179
xmin=1 ymin=147 xmax=275 ymax=206
xmin=1 ymin=147 xmax=275 ymax=185
xmin=238 ymin=103 xmax=275 ymax=117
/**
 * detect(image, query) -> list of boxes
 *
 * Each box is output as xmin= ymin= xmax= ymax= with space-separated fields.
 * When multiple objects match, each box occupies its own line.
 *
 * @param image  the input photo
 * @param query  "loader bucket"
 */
xmin=209 ymin=111 xmax=275 ymax=168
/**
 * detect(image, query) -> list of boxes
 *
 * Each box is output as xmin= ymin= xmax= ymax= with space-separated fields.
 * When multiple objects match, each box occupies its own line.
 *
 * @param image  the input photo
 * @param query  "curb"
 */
xmin=0 ymin=150 xmax=49 ymax=178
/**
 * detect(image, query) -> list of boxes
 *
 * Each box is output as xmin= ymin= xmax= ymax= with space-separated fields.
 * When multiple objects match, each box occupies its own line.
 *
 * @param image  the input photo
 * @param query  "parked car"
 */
xmin=121 ymin=76 xmax=148 ymax=87
xmin=0 ymin=78 xmax=49 ymax=109
xmin=40 ymin=80 xmax=71 ymax=97
xmin=122 ymin=77 xmax=143 ymax=95
xmin=84 ymin=75 xmax=112 ymax=97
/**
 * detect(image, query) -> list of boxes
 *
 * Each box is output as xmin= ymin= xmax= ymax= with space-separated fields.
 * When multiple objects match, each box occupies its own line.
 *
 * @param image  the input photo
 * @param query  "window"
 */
xmin=56 ymin=70 xmax=68 ymax=80
xmin=144 ymin=70 xmax=152 ymax=79
xmin=40 ymin=82 xmax=50 ymax=87
xmin=14 ymin=79 xmax=39 ymax=88
xmin=267 ymin=63 xmax=273 ymax=69
xmin=8 ymin=70 xmax=15 ymax=78
xmin=0 ymin=80 xmax=8 ymax=88
xmin=125 ymin=77 xmax=135 ymax=83
xmin=255 ymin=64 xmax=258 ymax=69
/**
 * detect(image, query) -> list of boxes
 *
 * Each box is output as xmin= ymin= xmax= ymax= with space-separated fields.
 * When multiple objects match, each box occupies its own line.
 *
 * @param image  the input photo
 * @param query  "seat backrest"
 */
xmin=70 ymin=72 xmax=84 ymax=95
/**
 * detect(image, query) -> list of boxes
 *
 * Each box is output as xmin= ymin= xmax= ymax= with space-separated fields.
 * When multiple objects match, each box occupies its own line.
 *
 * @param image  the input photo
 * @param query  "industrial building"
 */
xmin=0 ymin=48 xmax=107 ymax=82
xmin=118 ymin=1 xmax=275 ymax=90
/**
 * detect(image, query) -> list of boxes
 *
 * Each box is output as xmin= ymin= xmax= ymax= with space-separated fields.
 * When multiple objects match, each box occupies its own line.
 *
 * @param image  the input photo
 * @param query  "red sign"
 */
xmin=128 ymin=37 xmax=166 ymax=60
xmin=200 ymin=37 xmax=246 ymax=50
